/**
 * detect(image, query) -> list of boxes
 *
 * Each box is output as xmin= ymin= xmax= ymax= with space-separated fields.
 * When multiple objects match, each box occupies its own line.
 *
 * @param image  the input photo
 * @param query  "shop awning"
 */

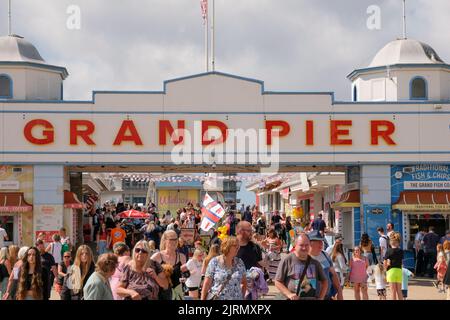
xmin=331 ymin=190 xmax=360 ymax=208
xmin=0 ymin=192 xmax=33 ymax=212
xmin=64 ymin=190 xmax=84 ymax=209
xmin=392 ymin=191 xmax=450 ymax=211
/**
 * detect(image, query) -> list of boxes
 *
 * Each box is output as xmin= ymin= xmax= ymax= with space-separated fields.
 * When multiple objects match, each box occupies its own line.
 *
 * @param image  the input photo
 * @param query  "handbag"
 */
xmin=207 ymin=272 xmax=233 ymax=300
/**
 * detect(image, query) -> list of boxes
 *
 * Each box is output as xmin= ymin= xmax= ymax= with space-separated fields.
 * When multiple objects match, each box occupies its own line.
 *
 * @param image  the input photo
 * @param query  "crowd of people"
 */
xmin=1 ymin=201 xmax=450 ymax=301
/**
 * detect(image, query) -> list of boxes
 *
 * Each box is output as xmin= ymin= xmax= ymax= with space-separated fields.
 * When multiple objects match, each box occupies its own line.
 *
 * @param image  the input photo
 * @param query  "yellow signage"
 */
xmin=157 ymin=189 xmax=199 ymax=214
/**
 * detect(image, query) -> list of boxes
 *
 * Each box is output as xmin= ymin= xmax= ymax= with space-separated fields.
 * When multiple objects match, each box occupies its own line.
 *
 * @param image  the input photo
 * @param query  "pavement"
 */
xmin=260 ymin=277 xmax=448 ymax=300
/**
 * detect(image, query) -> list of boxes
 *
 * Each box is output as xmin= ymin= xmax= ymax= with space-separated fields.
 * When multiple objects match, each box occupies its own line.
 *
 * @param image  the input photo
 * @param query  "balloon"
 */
xmin=292 ymin=207 xmax=304 ymax=219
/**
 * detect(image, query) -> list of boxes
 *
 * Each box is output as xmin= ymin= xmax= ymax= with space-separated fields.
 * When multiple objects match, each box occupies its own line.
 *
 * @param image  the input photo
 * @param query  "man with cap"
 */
xmin=308 ymin=230 xmax=343 ymax=300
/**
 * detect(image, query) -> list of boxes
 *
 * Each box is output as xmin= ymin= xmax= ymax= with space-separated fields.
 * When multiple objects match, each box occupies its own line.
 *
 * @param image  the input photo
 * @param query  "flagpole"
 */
xmin=211 ymin=0 xmax=215 ymax=71
xmin=205 ymin=3 xmax=209 ymax=72
xmin=8 ymin=0 xmax=12 ymax=35
xmin=402 ymin=0 xmax=407 ymax=39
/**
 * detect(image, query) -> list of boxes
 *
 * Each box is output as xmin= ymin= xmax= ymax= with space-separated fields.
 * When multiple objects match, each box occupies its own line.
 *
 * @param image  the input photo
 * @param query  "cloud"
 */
xmin=0 ymin=0 xmax=448 ymax=100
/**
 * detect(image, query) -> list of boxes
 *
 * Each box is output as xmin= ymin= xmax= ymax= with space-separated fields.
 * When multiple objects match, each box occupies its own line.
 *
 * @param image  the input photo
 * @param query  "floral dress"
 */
xmin=205 ymin=256 xmax=246 ymax=300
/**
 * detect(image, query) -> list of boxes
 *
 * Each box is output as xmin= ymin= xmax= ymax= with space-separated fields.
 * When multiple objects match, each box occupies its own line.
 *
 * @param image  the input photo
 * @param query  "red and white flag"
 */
xmin=85 ymin=194 xmax=98 ymax=215
xmin=200 ymin=0 xmax=208 ymax=24
xmin=200 ymin=193 xmax=225 ymax=231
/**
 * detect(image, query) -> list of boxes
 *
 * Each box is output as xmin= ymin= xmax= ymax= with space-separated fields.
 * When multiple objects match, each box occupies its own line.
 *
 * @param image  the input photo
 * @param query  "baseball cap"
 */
xmin=308 ymin=230 xmax=324 ymax=241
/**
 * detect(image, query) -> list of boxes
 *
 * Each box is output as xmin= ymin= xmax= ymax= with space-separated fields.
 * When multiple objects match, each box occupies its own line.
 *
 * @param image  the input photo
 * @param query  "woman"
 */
xmin=151 ymin=230 xmax=188 ymax=300
xmin=0 ymin=247 xmax=11 ymax=297
xmin=84 ymin=253 xmax=118 ymax=300
xmin=360 ymin=233 xmax=375 ymax=266
xmin=384 ymin=232 xmax=403 ymax=300
xmin=349 ymin=246 xmax=369 ymax=300
xmin=16 ymin=247 xmax=47 ymax=300
xmin=59 ymin=228 xmax=71 ymax=254
xmin=8 ymin=245 xmax=19 ymax=271
xmin=261 ymin=229 xmax=282 ymax=282
xmin=2 ymin=246 xmax=28 ymax=300
xmin=55 ymin=251 xmax=72 ymax=296
xmin=201 ymin=244 xmax=220 ymax=276
xmin=116 ymin=240 xmax=168 ymax=300
xmin=444 ymin=240 xmax=450 ymax=263
xmin=331 ymin=242 xmax=348 ymax=287
xmin=200 ymin=236 xmax=247 ymax=300
xmin=60 ymin=245 xmax=95 ymax=300
xmin=97 ymin=223 xmax=110 ymax=255
xmin=110 ymin=242 xmax=131 ymax=300
xmin=185 ymin=249 xmax=204 ymax=299
xmin=178 ymin=237 xmax=190 ymax=259
xmin=144 ymin=221 xmax=162 ymax=249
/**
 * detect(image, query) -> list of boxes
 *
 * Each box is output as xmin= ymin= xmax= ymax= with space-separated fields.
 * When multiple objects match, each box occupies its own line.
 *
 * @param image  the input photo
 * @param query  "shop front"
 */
xmin=0 ymin=192 xmax=33 ymax=246
xmin=332 ymin=188 xmax=361 ymax=249
xmin=391 ymin=165 xmax=450 ymax=269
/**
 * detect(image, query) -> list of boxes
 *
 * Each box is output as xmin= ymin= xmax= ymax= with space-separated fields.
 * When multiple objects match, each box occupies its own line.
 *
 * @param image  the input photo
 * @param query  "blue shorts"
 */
xmin=401 ymin=290 xmax=408 ymax=298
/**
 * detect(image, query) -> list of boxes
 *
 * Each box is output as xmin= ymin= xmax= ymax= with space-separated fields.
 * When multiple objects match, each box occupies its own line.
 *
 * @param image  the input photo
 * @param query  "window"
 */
xmin=353 ymin=86 xmax=357 ymax=102
xmin=0 ymin=74 xmax=12 ymax=98
xmin=410 ymin=77 xmax=428 ymax=100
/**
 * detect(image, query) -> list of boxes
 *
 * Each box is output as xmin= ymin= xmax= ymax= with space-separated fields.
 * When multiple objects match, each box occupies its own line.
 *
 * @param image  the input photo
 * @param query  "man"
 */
xmin=36 ymin=239 xmax=57 ymax=300
xmin=414 ymin=228 xmax=426 ymax=276
xmin=325 ymin=234 xmax=343 ymax=255
xmin=236 ymin=221 xmax=264 ymax=270
xmin=386 ymin=222 xmax=394 ymax=239
xmin=275 ymin=233 xmax=328 ymax=300
xmin=0 ymin=223 xmax=8 ymax=248
xmin=109 ymin=221 xmax=126 ymax=249
xmin=311 ymin=213 xmax=327 ymax=233
xmin=439 ymin=230 xmax=450 ymax=244
xmin=271 ymin=210 xmax=283 ymax=238
xmin=422 ymin=226 xmax=440 ymax=278
xmin=308 ymin=230 xmax=343 ymax=300
xmin=377 ymin=227 xmax=389 ymax=261
xmin=243 ymin=206 xmax=253 ymax=224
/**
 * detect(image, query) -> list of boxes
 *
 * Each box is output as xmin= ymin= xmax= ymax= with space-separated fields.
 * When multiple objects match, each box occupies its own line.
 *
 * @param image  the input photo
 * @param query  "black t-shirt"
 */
xmin=237 ymin=241 xmax=263 ymax=270
xmin=385 ymin=247 xmax=403 ymax=270
xmin=312 ymin=218 xmax=326 ymax=232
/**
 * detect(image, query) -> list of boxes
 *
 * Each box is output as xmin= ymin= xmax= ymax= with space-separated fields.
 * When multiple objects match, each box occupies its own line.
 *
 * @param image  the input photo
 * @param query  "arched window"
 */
xmin=0 ymin=74 xmax=13 ymax=98
xmin=410 ymin=77 xmax=427 ymax=100
xmin=353 ymin=86 xmax=358 ymax=102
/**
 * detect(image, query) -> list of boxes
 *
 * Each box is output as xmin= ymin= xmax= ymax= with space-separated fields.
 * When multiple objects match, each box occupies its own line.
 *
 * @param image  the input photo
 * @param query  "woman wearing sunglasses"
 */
xmin=116 ymin=240 xmax=168 ymax=300
xmin=55 ymin=252 xmax=72 ymax=297
xmin=151 ymin=230 xmax=189 ymax=300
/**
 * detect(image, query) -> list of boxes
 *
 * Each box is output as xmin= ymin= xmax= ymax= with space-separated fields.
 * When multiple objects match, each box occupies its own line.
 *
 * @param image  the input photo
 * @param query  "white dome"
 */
xmin=368 ymin=39 xmax=445 ymax=68
xmin=0 ymin=34 xmax=45 ymax=63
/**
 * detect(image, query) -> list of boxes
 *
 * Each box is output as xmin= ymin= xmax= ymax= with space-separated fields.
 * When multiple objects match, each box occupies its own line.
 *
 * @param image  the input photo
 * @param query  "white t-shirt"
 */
xmin=50 ymin=242 xmax=63 ymax=264
xmin=379 ymin=235 xmax=388 ymax=258
xmin=0 ymin=227 xmax=8 ymax=248
xmin=373 ymin=267 xmax=386 ymax=290
xmin=185 ymin=259 xmax=203 ymax=288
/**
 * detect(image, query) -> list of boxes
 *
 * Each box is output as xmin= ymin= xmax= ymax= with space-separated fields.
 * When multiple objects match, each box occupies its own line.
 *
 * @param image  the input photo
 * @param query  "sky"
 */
xmin=0 ymin=0 xmax=449 ymax=101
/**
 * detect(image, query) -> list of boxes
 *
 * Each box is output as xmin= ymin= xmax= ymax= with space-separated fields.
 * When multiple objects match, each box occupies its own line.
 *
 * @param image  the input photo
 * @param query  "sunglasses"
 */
xmin=64 ymin=256 xmax=71 ymax=258
xmin=135 ymin=248 xmax=148 ymax=254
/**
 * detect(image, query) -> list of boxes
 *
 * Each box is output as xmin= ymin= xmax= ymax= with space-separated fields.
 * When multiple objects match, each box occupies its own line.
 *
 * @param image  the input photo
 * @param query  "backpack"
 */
xmin=381 ymin=235 xmax=390 ymax=249
xmin=0 ymin=262 xmax=9 ymax=282
xmin=61 ymin=242 xmax=70 ymax=255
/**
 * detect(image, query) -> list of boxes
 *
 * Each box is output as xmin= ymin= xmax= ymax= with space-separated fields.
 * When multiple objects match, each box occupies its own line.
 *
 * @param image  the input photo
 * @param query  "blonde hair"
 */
xmin=193 ymin=249 xmax=204 ymax=260
xmin=220 ymin=236 xmax=239 ymax=256
xmin=204 ymin=244 xmax=220 ymax=267
xmin=389 ymin=232 xmax=401 ymax=246
xmin=160 ymin=230 xmax=178 ymax=251
xmin=148 ymin=240 xmax=156 ymax=250
xmin=131 ymin=240 xmax=152 ymax=271
xmin=443 ymin=240 xmax=450 ymax=251
xmin=18 ymin=246 xmax=29 ymax=260
xmin=9 ymin=245 xmax=19 ymax=266
xmin=146 ymin=221 xmax=156 ymax=233
xmin=74 ymin=245 xmax=94 ymax=284
xmin=0 ymin=247 xmax=9 ymax=262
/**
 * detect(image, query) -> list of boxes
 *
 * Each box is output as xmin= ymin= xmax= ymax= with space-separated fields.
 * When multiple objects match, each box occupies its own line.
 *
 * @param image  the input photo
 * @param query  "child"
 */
xmin=434 ymin=253 xmax=448 ymax=293
xmin=401 ymin=267 xmax=414 ymax=300
xmin=373 ymin=263 xmax=387 ymax=300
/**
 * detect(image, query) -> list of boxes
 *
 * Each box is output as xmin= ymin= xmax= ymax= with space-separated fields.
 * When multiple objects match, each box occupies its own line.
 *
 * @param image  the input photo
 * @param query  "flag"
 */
xmin=200 ymin=0 xmax=208 ymax=24
xmin=85 ymin=194 xmax=98 ymax=215
xmin=200 ymin=193 xmax=225 ymax=231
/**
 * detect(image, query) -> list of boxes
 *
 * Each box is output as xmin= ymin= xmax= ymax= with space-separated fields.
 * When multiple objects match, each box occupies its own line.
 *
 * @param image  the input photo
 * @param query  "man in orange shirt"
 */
xmin=109 ymin=221 xmax=126 ymax=249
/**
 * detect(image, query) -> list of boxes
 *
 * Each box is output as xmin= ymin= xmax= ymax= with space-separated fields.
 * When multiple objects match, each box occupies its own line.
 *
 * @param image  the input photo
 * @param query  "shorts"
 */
xmin=187 ymin=287 xmax=199 ymax=291
xmin=386 ymin=268 xmax=402 ymax=283
xmin=402 ymin=290 xmax=408 ymax=298
xmin=377 ymin=289 xmax=386 ymax=297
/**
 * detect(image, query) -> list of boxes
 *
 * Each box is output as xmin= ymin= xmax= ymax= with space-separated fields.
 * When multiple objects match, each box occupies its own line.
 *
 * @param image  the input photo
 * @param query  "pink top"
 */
xmin=110 ymin=257 xmax=130 ymax=300
xmin=349 ymin=257 xmax=368 ymax=283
